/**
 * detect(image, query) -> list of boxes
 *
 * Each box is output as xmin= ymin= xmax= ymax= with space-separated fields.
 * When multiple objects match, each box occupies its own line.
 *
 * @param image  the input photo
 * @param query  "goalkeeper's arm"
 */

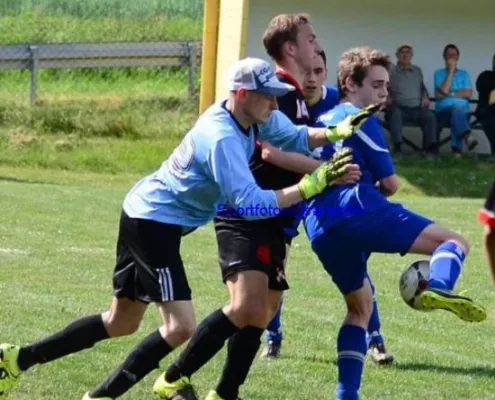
xmin=306 ymin=104 xmax=382 ymax=148
xmin=272 ymin=148 xmax=355 ymax=207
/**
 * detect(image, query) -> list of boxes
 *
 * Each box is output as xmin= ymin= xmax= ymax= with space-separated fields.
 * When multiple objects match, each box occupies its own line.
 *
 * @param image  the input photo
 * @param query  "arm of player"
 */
xmin=207 ymin=137 xmax=306 ymax=216
xmin=360 ymin=118 xmax=399 ymax=196
xmin=260 ymin=141 xmax=322 ymax=174
xmin=259 ymin=105 xmax=381 ymax=152
xmin=208 ymin=138 xmax=355 ymax=214
xmin=261 ymin=141 xmax=362 ymax=184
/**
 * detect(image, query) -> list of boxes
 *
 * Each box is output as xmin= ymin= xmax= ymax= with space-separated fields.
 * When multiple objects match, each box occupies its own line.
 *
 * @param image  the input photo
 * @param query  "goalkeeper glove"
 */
xmin=325 ymin=103 xmax=382 ymax=142
xmin=297 ymin=147 xmax=354 ymax=200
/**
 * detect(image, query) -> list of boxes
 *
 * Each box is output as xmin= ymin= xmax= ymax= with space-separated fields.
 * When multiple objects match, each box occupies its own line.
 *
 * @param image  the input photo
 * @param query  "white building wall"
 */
xmin=244 ymin=0 xmax=495 ymax=153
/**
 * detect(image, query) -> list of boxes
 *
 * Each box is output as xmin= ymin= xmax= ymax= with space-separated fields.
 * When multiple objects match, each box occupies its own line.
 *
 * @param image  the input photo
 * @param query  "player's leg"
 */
xmin=0 ymin=210 xmax=149 ymax=397
xmin=365 ymin=203 xmax=485 ymax=322
xmin=407 ymin=222 xmax=486 ymax=321
xmin=155 ymin=271 xmax=271 ymax=399
xmin=366 ymin=272 xmax=394 ymax=365
xmin=212 ymin=235 xmax=288 ymax=399
xmin=87 ymin=301 xmax=196 ymax=400
xmin=262 ymin=239 xmax=291 ymax=359
xmin=209 ymin=289 xmax=283 ymax=400
xmin=155 ymin=220 xmax=281 ymax=399
xmin=83 ymin=212 xmax=196 ymax=400
xmin=0 ymin=298 xmax=143 ymax=399
xmin=312 ymin=235 xmax=372 ymax=400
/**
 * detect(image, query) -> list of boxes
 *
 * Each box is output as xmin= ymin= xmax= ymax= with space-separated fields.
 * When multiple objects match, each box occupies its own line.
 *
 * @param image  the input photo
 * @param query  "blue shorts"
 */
xmin=281 ymin=203 xmax=305 ymax=241
xmin=311 ymin=203 xmax=433 ymax=295
xmin=283 ymin=214 xmax=302 ymax=241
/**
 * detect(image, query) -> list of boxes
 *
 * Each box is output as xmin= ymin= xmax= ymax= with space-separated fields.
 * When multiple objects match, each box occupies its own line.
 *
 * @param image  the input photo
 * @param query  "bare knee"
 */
xmin=343 ymin=282 xmax=373 ymax=329
xmin=224 ymin=271 xmax=270 ymax=328
xmin=101 ymin=298 xmax=147 ymax=337
xmin=160 ymin=320 xmax=196 ymax=347
xmin=157 ymin=300 xmax=196 ymax=347
xmin=226 ymin=299 xmax=268 ymax=328
xmin=102 ymin=309 xmax=142 ymax=337
xmin=345 ymin=298 xmax=373 ymax=326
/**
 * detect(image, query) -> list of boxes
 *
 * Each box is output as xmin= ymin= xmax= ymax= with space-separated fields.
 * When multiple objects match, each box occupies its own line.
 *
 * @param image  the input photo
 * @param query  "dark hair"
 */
xmin=262 ymin=13 xmax=311 ymax=62
xmin=443 ymin=44 xmax=459 ymax=58
xmin=337 ymin=46 xmax=391 ymax=98
xmin=318 ymin=50 xmax=327 ymax=68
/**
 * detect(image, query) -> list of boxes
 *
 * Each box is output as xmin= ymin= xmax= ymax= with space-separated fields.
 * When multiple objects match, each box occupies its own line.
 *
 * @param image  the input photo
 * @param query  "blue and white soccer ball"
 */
xmin=399 ymin=260 xmax=432 ymax=311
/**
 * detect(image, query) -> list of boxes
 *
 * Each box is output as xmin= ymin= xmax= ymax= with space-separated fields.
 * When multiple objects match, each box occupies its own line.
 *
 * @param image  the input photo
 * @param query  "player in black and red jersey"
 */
xmin=479 ymin=181 xmax=495 ymax=280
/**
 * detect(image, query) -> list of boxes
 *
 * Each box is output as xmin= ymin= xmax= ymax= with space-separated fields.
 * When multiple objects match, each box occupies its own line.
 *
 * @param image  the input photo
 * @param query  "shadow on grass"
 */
xmin=393 ymin=361 xmax=495 ymax=377
xmin=394 ymin=154 xmax=493 ymax=199
xmin=283 ymin=354 xmax=495 ymax=379
xmin=0 ymin=175 xmax=55 ymax=185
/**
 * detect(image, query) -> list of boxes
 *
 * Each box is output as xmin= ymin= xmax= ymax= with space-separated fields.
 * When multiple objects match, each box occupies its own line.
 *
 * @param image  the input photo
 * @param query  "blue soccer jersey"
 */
xmin=303 ymin=102 xmax=395 ymax=241
xmin=123 ymin=100 xmax=311 ymax=228
xmin=307 ymin=85 xmax=340 ymax=124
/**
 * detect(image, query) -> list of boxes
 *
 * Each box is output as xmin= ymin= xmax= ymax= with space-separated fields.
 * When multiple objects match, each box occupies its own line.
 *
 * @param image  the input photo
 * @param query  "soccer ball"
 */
xmin=399 ymin=260 xmax=431 ymax=311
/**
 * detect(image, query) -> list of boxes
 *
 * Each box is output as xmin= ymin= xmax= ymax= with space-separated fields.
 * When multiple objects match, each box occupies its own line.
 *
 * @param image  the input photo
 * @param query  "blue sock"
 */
xmin=266 ymin=297 xmax=283 ymax=343
xmin=336 ymin=325 xmax=367 ymax=400
xmin=367 ymin=277 xmax=383 ymax=346
xmin=428 ymin=241 xmax=466 ymax=291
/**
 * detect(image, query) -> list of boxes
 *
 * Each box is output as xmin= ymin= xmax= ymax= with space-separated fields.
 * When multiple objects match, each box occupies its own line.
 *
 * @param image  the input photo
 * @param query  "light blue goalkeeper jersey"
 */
xmin=123 ymin=100 xmax=311 ymax=227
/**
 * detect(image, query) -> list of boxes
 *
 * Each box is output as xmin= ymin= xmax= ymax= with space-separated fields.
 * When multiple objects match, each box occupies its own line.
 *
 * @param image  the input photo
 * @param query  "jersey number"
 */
xmin=169 ymin=135 xmax=195 ymax=178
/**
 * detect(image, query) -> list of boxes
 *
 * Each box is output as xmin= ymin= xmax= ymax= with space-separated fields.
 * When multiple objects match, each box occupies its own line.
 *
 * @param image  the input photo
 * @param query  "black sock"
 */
xmin=17 ymin=314 xmax=109 ymax=371
xmin=89 ymin=330 xmax=173 ymax=398
xmin=165 ymin=309 xmax=239 ymax=383
xmin=216 ymin=326 xmax=263 ymax=400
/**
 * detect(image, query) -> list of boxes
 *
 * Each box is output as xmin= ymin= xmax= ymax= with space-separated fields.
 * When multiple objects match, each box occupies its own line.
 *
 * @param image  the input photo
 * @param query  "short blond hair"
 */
xmin=262 ymin=13 xmax=311 ymax=62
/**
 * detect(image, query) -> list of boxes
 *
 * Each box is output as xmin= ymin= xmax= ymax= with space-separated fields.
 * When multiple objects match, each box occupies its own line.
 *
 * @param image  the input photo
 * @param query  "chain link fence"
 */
xmin=0 ymin=0 xmax=203 ymax=104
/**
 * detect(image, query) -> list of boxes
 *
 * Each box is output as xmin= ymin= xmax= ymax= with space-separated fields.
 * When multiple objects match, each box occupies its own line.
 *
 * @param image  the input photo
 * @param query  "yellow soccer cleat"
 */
xmin=153 ymin=374 xmax=198 ymax=400
xmin=82 ymin=392 xmax=112 ymax=400
xmin=204 ymin=390 xmax=222 ymax=400
xmin=0 ymin=344 xmax=22 ymax=399
xmin=417 ymin=288 xmax=487 ymax=322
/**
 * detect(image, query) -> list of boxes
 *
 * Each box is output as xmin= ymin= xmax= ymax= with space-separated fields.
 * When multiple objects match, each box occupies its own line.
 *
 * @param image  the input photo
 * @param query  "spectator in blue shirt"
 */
xmin=434 ymin=44 xmax=478 ymax=155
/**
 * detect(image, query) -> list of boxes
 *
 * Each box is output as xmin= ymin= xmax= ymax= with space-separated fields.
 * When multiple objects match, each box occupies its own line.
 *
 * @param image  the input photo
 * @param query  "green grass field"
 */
xmin=1 ymin=2 xmax=495 ymax=398
xmin=1 ymin=165 xmax=495 ymax=400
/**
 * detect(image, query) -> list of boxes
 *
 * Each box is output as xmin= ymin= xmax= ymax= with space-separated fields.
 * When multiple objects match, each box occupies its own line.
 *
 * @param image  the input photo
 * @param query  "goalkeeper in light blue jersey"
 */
xmin=0 ymin=57 xmax=378 ymax=400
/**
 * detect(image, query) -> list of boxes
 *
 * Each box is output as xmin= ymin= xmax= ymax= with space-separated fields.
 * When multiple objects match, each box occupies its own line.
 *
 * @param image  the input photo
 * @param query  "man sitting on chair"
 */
xmin=386 ymin=44 xmax=438 ymax=156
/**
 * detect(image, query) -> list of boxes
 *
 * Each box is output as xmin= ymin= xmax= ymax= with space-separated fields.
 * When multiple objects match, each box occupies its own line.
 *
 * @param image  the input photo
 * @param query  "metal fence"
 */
xmin=0 ymin=0 xmax=204 ymax=104
xmin=0 ymin=40 xmax=202 ymax=102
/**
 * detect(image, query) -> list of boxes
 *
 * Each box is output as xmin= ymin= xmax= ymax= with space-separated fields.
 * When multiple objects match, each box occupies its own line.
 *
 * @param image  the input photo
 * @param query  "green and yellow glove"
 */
xmin=297 ymin=147 xmax=354 ymax=200
xmin=325 ymin=103 xmax=382 ymax=142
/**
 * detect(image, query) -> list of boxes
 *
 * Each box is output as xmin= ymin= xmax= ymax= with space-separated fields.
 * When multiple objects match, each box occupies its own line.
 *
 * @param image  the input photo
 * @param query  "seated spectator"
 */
xmin=434 ymin=44 xmax=478 ymax=155
xmin=475 ymin=53 xmax=495 ymax=156
xmin=386 ymin=44 xmax=438 ymax=156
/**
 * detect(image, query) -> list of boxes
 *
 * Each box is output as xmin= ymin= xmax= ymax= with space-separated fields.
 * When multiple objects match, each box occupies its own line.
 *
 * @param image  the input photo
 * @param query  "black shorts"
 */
xmin=213 ymin=217 xmax=289 ymax=292
xmin=113 ymin=210 xmax=192 ymax=303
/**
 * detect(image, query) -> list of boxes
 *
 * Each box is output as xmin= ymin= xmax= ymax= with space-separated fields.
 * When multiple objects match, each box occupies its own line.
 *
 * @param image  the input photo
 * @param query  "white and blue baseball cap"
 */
xmin=227 ymin=57 xmax=295 ymax=97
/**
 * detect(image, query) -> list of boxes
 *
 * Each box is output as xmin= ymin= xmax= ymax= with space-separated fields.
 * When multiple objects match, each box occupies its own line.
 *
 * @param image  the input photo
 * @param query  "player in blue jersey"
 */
xmin=303 ymin=50 xmax=339 ymax=125
xmin=303 ymin=47 xmax=487 ymax=400
xmin=0 ymin=57 xmax=378 ymax=400
xmin=303 ymin=50 xmax=395 ymax=365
